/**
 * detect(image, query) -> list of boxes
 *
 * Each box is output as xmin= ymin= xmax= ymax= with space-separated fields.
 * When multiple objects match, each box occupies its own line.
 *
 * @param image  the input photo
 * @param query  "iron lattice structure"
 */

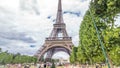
xmin=35 ymin=0 xmax=74 ymax=61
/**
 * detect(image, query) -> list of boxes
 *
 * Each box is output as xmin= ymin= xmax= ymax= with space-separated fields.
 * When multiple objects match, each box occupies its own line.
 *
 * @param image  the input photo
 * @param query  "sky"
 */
xmin=0 ymin=0 xmax=119 ymax=59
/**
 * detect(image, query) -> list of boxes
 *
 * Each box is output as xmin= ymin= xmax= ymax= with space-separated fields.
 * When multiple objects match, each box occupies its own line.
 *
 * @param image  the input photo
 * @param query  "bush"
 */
xmin=51 ymin=62 xmax=56 ymax=68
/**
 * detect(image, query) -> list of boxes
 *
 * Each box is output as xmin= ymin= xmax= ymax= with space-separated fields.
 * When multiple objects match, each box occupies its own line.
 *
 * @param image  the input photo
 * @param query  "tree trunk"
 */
xmin=107 ymin=53 xmax=114 ymax=68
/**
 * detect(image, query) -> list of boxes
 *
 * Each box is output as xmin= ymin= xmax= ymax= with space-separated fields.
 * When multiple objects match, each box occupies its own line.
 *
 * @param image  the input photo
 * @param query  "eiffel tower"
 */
xmin=35 ymin=0 xmax=74 ymax=61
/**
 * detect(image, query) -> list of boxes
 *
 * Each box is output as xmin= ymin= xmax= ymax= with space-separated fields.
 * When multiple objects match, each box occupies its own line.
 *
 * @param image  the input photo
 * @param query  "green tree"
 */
xmin=70 ymin=46 xmax=78 ymax=63
xmin=0 ymin=48 xmax=1 ymax=52
xmin=0 ymin=49 xmax=37 ymax=64
xmin=72 ymin=0 xmax=120 ymax=66
xmin=51 ymin=61 xmax=56 ymax=68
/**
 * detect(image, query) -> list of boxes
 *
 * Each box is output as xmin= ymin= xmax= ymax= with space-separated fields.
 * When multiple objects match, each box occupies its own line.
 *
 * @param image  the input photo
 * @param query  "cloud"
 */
xmin=63 ymin=11 xmax=81 ymax=17
xmin=20 ymin=0 xmax=40 ymax=15
xmin=0 ymin=32 xmax=36 ymax=43
xmin=115 ymin=15 xmax=120 ymax=27
xmin=52 ymin=51 xmax=70 ymax=59
xmin=0 ymin=37 xmax=10 ymax=45
xmin=30 ymin=45 xmax=36 ymax=48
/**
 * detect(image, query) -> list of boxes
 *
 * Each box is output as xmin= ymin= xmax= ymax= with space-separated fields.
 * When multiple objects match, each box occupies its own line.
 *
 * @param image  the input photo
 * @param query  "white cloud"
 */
xmin=0 ymin=0 xmax=91 ymax=56
xmin=115 ymin=15 xmax=120 ymax=26
xmin=52 ymin=51 xmax=70 ymax=60
xmin=0 ymin=0 xmax=20 ymax=13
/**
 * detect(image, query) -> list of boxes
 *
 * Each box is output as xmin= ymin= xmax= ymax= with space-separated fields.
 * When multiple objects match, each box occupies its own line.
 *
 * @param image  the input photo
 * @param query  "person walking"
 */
xmin=18 ymin=64 xmax=22 ymax=68
xmin=36 ymin=63 xmax=41 ymax=68
xmin=41 ymin=63 xmax=44 ymax=68
xmin=44 ymin=63 xmax=46 ymax=68
xmin=96 ymin=64 xmax=99 ymax=68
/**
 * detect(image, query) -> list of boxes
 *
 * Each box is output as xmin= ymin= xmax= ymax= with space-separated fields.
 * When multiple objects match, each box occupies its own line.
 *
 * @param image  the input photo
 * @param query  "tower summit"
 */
xmin=49 ymin=0 xmax=68 ymax=38
xmin=35 ymin=0 xmax=74 ymax=61
xmin=56 ymin=0 xmax=64 ymax=24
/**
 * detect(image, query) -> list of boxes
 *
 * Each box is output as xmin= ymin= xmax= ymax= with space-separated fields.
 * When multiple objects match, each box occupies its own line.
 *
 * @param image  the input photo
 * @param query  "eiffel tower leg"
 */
xmin=46 ymin=49 xmax=54 ymax=61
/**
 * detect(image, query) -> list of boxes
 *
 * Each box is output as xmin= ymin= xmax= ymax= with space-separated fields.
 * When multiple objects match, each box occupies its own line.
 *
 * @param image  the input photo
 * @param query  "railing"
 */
xmin=45 ymin=37 xmax=72 ymax=41
xmin=53 ymin=23 xmax=65 ymax=28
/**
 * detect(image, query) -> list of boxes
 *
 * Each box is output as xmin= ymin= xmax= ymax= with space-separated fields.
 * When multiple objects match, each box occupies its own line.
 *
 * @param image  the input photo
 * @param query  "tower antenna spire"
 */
xmin=56 ymin=0 xmax=64 ymax=24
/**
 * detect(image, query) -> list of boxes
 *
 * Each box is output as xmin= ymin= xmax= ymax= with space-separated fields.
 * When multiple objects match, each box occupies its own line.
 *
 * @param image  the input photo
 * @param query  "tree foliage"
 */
xmin=70 ymin=46 xmax=78 ymax=63
xmin=70 ymin=0 xmax=120 ymax=66
xmin=0 ymin=49 xmax=37 ymax=64
xmin=51 ymin=61 xmax=56 ymax=68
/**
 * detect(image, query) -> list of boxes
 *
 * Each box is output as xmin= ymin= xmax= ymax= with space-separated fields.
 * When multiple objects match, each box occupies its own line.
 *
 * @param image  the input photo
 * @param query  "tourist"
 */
xmin=44 ymin=63 xmax=46 ymax=68
xmin=36 ymin=62 xmax=41 ymax=68
xmin=7 ymin=64 xmax=10 ymax=68
xmin=18 ymin=64 xmax=22 ymax=68
xmin=81 ymin=64 xmax=85 ymax=68
xmin=24 ymin=64 xmax=30 ymax=68
xmin=96 ymin=64 xmax=99 ymax=68
xmin=41 ymin=63 xmax=44 ymax=68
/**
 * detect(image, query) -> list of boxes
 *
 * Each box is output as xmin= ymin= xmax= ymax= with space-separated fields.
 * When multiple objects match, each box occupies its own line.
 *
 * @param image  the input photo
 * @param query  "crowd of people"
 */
xmin=7 ymin=64 xmax=22 ymax=68
xmin=6 ymin=62 xmax=49 ymax=68
xmin=4 ymin=63 xmax=112 ymax=68
xmin=36 ymin=62 xmax=47 ymax=68
xmin=6 ymin=63 xmax=35 ymax=68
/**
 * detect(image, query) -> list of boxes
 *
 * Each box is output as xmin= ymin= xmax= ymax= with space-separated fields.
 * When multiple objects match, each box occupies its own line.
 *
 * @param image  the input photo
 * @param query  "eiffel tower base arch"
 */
xmin=36 ymin=39 xmax=73 ymax=62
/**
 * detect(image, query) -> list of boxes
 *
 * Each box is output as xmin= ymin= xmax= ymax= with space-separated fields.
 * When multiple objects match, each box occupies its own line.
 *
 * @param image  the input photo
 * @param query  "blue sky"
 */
xmin=0 ymin=0 xmax=119 ymax=59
